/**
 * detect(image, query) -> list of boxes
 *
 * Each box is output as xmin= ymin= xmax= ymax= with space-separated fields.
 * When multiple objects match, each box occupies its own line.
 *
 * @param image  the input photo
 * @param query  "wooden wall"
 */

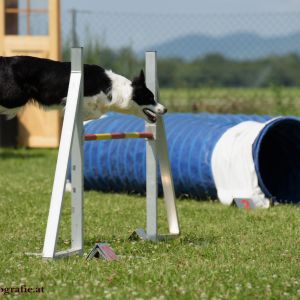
xmin=0 ymin=0 xmax=62 ymax=148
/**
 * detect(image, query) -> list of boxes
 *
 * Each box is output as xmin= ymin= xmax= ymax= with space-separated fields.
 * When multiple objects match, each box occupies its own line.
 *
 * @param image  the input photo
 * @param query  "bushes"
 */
xmin=62 ymin=41 xmax=300 ymax=88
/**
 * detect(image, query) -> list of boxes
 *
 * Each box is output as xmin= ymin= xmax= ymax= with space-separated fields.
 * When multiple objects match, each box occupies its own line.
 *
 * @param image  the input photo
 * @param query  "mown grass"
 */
xmin=161 ymin=87 xmax=300 ymax=115
xmin=1 ymin=148 xmax=300 ymax=299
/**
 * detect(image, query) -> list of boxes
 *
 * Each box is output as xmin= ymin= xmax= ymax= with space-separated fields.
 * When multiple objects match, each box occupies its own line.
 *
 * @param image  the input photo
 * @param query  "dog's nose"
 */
xmin=156 ymin=104 xmax=168 ymax=114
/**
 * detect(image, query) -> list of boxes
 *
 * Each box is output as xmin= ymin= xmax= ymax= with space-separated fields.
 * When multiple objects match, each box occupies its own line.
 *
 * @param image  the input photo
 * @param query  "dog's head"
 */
xmin=131 ymin=70 xmax=167 ymax=123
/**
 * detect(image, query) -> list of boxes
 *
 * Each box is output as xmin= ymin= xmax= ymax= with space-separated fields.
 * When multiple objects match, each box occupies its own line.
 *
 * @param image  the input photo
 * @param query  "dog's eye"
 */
xmin=107 ymin=94 xmax=112 ymax=101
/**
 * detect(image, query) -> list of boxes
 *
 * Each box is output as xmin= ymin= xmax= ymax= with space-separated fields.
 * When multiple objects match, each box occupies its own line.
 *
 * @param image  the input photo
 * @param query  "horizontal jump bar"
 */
xmin=85 ymin=132 xmax=154 ymax=141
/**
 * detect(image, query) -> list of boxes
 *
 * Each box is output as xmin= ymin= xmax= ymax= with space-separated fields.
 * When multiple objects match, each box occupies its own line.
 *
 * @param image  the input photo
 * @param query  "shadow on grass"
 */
xmin=84 ymin=233 xmax=218 ymax=249
xmin=179 ymin=234 xmax=217 ymax=247
xmin=84 ymin=236 xmax=123 ymax=248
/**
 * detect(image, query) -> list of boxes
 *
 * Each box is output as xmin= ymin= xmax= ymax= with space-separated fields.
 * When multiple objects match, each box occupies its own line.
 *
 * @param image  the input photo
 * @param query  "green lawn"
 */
xmin=161 ymin=87 xmax=300 ymax=115
xmin=1 ymin=148 xmax=300 ymax=299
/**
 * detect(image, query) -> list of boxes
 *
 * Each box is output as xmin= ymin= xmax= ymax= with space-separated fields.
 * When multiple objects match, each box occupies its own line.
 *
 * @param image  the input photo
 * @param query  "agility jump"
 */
xmin=42 ymin=48 xmax=180 ymax=259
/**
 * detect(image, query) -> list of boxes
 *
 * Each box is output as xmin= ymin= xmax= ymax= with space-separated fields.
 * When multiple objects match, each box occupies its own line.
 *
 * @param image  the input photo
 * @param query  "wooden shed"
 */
xmin=0 ymin=0 xmax=62 ymax=147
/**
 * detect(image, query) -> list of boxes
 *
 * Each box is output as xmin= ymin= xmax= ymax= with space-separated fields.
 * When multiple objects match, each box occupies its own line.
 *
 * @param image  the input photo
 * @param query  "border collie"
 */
xmin=0 ymin=56 xmax=167 ymax=122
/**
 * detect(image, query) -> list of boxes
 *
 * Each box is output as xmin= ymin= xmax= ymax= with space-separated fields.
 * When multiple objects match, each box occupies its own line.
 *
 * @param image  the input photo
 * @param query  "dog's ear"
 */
xmin=139 ymin=69 xmax=145 ymax=83
xmin=132 ymin=69 xmax=145 ymax=86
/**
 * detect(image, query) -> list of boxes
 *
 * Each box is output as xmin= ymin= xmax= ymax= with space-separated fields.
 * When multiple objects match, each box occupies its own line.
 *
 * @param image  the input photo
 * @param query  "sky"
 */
xmin=22 ymin=0 xmax=300 ymax=53
xmin=61 ymin=0 xmax=300 ymax=14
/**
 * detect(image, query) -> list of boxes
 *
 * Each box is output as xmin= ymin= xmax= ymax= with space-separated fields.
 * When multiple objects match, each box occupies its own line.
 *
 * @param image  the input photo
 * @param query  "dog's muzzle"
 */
xmin=143 ymin=104 xmax=168 ymax=123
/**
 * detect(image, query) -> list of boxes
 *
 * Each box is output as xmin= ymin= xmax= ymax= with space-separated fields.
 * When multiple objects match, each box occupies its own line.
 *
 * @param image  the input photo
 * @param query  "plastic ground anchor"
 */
xmin=233 ymin=198 xmax=256 ymax=210
xmin=86 ymin=243 xmax=118 ymax=261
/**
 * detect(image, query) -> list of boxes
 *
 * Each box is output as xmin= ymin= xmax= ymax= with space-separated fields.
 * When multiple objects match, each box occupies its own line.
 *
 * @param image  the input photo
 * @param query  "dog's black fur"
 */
xmin=0 ymin=56 xmax=111 ymax=108
xmin=0 ymin=56 xmax=165 ymax=122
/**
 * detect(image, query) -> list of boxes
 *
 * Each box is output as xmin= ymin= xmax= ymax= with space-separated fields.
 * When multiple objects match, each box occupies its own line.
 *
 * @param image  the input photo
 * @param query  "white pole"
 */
xmin=71 ymin=49 xmax=84 ymax=254
xmin=145 ymin=52 xmax=158 ymax=239
xmin=145 ymin=51 xmax=180 ymax=237
xmin=43 ymin=48 xmax=83 ymax=258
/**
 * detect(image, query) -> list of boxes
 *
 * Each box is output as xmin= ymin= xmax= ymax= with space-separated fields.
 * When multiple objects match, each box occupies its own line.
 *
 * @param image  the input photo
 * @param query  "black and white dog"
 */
xmin=0 ymin=56 xmax=167 ymax=122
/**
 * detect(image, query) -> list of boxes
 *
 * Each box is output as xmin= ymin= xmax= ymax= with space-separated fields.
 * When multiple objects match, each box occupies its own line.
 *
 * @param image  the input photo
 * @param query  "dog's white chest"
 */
xmin=82 ymin=93 xmax=110 ymax=120
xmin=0 ymin=105 xmax=21 ymax=119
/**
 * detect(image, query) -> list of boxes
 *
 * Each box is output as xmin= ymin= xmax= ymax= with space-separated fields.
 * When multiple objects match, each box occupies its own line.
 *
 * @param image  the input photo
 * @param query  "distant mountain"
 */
xmin=144 ymin=32 xmax=300 ymax=60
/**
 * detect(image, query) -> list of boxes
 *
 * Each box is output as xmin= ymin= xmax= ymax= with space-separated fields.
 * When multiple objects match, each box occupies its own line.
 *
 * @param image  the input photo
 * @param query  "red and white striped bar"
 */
xmin=85 ymin=132 xmax=154 ymax=141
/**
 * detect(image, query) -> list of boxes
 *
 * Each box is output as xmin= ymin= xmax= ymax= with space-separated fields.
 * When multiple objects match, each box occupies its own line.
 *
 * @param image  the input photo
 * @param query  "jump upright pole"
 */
xmin=145 ymin=51 xmax=180 ymax=239
xmin=130 ymin=51 xmax=180 ymax=240
xmin=43 ymin=48 xmax=84 ymax=259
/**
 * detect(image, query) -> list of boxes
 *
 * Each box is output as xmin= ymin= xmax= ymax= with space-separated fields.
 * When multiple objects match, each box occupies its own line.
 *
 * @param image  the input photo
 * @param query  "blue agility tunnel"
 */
xmin=83 ymin=113 xmax=300 ymax=207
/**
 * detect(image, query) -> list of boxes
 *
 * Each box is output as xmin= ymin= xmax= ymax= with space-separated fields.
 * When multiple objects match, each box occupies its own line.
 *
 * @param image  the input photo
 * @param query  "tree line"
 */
xmin=62 ymin=41 xmax=300 ymax=88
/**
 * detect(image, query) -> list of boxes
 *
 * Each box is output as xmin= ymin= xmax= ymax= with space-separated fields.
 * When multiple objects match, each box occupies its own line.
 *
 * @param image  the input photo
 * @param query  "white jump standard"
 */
xmin=42 ymin=48 xmax=180 ymax=259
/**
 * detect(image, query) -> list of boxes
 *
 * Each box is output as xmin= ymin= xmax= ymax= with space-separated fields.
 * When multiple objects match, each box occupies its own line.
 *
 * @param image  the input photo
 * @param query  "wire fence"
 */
xmin=62 ymin=10 xmax=300 ymax=60
xmin=13 ymin=7 xmax=300 ymax=112
xmin=59 ymin=10 xmax=300 ymax=113
xmin=60 ymin=10 xmax=300 ymax=92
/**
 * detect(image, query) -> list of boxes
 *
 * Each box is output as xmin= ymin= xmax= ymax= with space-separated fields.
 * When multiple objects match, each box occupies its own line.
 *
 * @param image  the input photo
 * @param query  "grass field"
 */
xmin=161 ymin=87 xmax=300 ymax=115
xmin=1 ymin=148 xmax=300 ymax=299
